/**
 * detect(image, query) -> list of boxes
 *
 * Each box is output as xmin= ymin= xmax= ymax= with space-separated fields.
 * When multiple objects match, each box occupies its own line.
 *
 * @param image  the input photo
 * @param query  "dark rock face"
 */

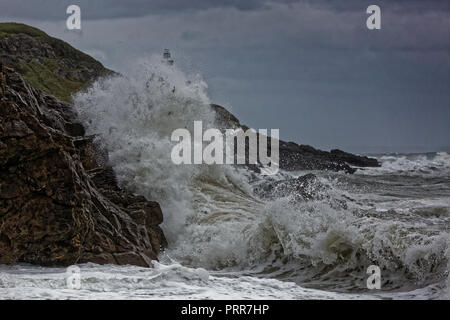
xmin=211 ymin=104 xmax=380 ymax=173
xmin=278 ymin=142 xmax=380 ymax=174
xmin=0 ymin=71 xmax=166 ymax=267
xmin=329 ymin=149 xmax=380 ymax=167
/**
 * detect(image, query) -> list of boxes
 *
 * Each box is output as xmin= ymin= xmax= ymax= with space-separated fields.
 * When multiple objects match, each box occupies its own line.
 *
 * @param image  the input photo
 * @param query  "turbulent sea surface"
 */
xmin=1 ymin=58 xmax=449 ymax=300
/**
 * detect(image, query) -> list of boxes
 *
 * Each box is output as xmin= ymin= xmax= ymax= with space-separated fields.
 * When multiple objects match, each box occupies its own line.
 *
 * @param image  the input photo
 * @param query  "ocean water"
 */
xmin=1 ymin=58 xmax=448 ymax=300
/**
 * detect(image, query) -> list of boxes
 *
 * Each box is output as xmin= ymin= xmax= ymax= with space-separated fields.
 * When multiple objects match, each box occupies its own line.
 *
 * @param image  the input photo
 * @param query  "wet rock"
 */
xmin=329 ymin=149 xmax=380 ymax=168
xmin=0 ymin=72 xmax=166 ymax=267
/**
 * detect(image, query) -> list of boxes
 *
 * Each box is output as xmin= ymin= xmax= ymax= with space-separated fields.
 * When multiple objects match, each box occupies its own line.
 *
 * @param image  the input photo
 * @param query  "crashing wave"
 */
xmin=74 ymin=57 xmax=449 ymax=298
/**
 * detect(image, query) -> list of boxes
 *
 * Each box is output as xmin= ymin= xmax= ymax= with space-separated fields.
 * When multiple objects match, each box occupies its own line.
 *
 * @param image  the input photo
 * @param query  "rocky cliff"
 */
xmin=0 ymin=69 xmax=166 ymax=267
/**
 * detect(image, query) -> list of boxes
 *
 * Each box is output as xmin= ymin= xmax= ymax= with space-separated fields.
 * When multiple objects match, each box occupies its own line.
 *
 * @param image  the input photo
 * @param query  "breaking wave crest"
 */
xmin=74 ymin=58 xmax=449 ymax=298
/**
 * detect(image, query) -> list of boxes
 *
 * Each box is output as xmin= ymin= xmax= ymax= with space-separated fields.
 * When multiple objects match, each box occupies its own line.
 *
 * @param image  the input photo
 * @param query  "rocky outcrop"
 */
xmin=0 ymin=22 xmax=113 ymax=102
xmin=0 ymin=22 xmax=379 ymax=269
xmin=211 ymin=104 xmax=380 ymax=173
xmin=278 ymin=142 xmax=379 ymax=173
xmin=0 ymin=71 xmax=166 ymax=267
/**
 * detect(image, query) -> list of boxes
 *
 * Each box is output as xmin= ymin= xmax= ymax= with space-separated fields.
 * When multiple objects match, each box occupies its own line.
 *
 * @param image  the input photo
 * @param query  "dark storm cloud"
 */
xmin=2 ymin=0 xmax=449 ymax=21
xmin=1 ymin=0 xmax=449 ymax=152
xmin=0 ymin=0 xmax=301 ymax=20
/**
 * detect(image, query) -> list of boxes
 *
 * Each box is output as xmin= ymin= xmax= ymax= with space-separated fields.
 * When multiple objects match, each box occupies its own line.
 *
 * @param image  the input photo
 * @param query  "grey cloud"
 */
xmin=2 ymin=0 xmax=449 ymax=21
xmin=302 ymin=0 xmax=450 ymax=13
xmin=1 ymin=0 xmax=449 ymax=152
xmin=0 ymin=0 xmax=300 ymax=20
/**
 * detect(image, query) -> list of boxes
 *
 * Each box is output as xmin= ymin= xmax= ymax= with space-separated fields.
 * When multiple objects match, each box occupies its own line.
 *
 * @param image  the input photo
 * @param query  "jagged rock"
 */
xmin=0 ymin=71 xmax=166 ymax=267
xmin=329 ymin=149 xmax=379 ymax=167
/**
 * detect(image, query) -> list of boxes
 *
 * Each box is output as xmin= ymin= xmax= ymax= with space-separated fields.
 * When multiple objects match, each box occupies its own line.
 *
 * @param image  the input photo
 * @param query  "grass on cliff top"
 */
xmin=20 ymin=59 xmax=87 ymax=103
xmin=0 ymin=22 xmax=49 ymax=39
xmin=0 ymin=22 xmax=111 ymax=102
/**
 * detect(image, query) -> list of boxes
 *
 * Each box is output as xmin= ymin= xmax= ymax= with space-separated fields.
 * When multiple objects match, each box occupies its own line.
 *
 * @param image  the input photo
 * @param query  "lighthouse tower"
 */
xmin=163 ymin=49 xmax=174 ymax=65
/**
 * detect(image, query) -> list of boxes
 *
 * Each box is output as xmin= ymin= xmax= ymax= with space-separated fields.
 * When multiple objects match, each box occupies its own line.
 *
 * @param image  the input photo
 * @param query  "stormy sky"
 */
xmin=1 ymin=0 xmax=449 ymax=153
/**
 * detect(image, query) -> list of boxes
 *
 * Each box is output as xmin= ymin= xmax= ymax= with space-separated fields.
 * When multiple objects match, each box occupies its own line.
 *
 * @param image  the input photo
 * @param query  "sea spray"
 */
xmin=74 ymin=57 xmax=449 ymax=297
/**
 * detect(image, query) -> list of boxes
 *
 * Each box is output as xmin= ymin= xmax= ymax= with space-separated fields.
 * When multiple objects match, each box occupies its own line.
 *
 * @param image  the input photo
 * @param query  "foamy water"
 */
xmin=0 ymin=263 xmax=376 ymax=300
xmin=1 ymin=58 xmax=448 ymax=300
xmin=357 ymin=152 xmax=450 ymax=177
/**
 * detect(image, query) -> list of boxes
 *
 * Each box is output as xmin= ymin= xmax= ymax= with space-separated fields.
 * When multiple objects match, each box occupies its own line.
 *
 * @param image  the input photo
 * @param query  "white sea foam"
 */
xmin=2 ymin=262 xmax=448 ymax=300
xmin=357 ymin=152 xmax=450 ymax=177
xmin=0 ymin=263 xmax=377 ymax=300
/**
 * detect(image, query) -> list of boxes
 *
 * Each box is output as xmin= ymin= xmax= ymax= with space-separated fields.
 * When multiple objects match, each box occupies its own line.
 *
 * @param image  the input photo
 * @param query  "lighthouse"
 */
xmin=163 ymin=49 xmax=174 ymax=65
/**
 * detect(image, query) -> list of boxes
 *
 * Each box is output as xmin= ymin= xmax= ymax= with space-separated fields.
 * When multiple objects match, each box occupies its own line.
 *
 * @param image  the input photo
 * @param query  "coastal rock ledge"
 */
xmin=0 ymin=71 xmax=167 ymax=267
